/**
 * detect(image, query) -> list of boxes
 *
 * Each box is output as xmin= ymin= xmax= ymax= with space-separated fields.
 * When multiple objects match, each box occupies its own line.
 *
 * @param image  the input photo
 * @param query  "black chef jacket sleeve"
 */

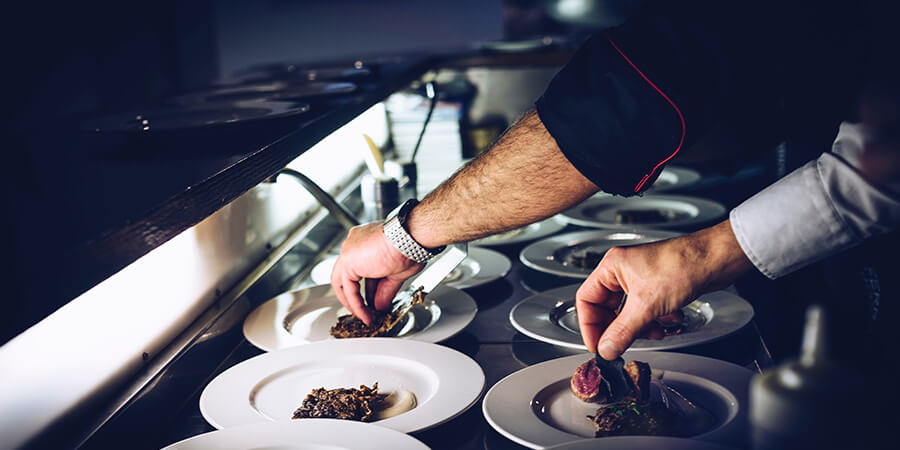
xmin=536 ymin=1 xmax=781 ymax=196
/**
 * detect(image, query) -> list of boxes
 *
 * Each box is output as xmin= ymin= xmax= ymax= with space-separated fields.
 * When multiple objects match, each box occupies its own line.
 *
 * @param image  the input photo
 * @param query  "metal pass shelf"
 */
xmin=5 ymin=55 xmax=439 ymax=344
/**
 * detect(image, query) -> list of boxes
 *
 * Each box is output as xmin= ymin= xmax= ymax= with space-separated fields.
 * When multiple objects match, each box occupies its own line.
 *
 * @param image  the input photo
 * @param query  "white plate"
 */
xmin=559 ymin=195 xmax=726 ymax=230
xmin=83 ymin=100 xmax=310 ymax=132
xmin=510 ymin=285 xmax=754 ymax=351
xmin=470 ymin=216 xmax=568 ymax=247
xmin=310 ymin=247 xmax=511 ymax=289
xmin=162 ymin=419 xmax=428 ymax=449
xmin=519 ymin=230 xmax=683 ymax=278
xmin=200 ymin=338 xmax=485 ymax=433
xmin=483 ymin=352 xmax=751 ymax=449
xmin=477 ymin=37 xmax=556 ymax=53
xmin=243 ymin=284 xmax=477 ymax=352
xmin=646 ymin=166 xmax=702 ymax=193
xmin=546 ymin=436 xmax=736 ymax=450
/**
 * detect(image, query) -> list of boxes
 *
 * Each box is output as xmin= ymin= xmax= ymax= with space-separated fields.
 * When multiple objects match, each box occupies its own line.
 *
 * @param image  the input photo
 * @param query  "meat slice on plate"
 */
xmin=570 ymin=358 xmax=609 ymax=403
xmin=570 ymin=358 xmax=651 ymax=403
xmin=624 ymin=360 xmax=651 ymax=402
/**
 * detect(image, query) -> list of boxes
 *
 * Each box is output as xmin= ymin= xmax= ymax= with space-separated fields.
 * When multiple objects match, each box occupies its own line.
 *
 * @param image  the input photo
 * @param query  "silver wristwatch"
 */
xmin=383 ymin=199 xmax=445 ymax=263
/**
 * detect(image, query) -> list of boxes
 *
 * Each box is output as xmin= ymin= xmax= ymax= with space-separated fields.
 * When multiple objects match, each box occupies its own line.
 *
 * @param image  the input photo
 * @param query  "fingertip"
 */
xmin=373 ymin=278 xmax=404 ymax=311
xmin=354 ymin=302 xmax=373 ymax=326
xmin=597 ymin=302 xmax=651 ymax=358
xmin=597 ymin=339 xmax=623 ymax=360
xmin=340 ymin=282 xmax=372 ymax=326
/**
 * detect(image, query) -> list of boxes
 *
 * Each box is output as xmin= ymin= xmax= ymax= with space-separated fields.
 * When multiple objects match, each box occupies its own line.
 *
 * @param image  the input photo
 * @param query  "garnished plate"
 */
xmin=483 ymin=352 xmax=751 ymax=449
xmin=243 ymin=284 xmax=477 ymax=352
xmin=200 ymin=338 xmax=485 ymax=433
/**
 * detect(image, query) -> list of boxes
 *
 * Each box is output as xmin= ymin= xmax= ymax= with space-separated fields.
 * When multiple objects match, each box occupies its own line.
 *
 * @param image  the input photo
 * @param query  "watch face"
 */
xmin=396 ymin=198 xmax=419 ymax=224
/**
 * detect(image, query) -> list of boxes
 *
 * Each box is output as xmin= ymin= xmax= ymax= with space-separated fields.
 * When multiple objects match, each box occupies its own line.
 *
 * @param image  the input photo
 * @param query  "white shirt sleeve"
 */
xmin=729 ymin=122 xmax=900 ymax=279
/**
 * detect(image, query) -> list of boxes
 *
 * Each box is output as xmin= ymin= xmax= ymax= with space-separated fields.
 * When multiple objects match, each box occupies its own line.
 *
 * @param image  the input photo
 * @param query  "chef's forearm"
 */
xmin=406 ymin=109 xmax=599 ymax=248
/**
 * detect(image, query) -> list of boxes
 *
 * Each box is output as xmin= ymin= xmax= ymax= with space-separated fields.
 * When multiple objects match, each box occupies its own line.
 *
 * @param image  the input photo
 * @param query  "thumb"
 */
xmin=596 ymin=298 xmax=655 ymax=360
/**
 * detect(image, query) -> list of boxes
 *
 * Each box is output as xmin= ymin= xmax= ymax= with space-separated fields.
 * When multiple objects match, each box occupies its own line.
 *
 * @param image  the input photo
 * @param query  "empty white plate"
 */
xmin=161 ymin=419 xmax=428 ymax=449
xmin=519 ymin=230 xmax=683 ymax=278
xmin=560 ymin=195 xmax=726 ymax=230
xmin=646 ymin=166 xmax=702 ymax=193
xmin=243 ymin=284 xmax=477 ymax=352
xmin=470 ymin=216 xmax=568 ymax=247
xmin=509 ymin=284 xmax=754 ymax=351
xmin=483 ymin=351 xmax=751 ymax=449
xmin=200 ymin=338 xmax=485 ymax=433
xmin=310 ymin=247 xmax=511 ymax=290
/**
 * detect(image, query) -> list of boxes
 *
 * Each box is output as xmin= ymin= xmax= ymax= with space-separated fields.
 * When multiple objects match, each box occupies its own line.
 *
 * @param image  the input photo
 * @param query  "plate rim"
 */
xmin=243 ymin=284 xmax=478 ymax=351
xmin=559 ymin=195 xmax=726 ymax=230
xmin=544 ymin=435 xmax=736 ymax=450
xmin=199 ymin=338 xmax=486 ymax=433
xmin=84 ymin=100 xmax=310 ymax=132
xmin=470 ymin=216 xmax=568 ymax=247
xmin=509 ymin=284 xmax=755 ymax=351
xmin=445 ymin=246 xmax=512 ymax=289
xmin=519 ymin=230 xmax=683 ymax=279
xmin=171 ymin=81 xmax=357 ymax=106
xmin=646 ymin=166 xmax=702 ymax=193
xmin=161 ymin=418 xmax=429 ymax=449
xmin=482 ymin=351 xmax=752 ymax=449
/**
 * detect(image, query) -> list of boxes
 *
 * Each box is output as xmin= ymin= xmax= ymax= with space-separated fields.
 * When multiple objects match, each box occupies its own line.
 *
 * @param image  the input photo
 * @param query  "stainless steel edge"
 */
xmin=73 ymin=169 xmax=366 ymax=448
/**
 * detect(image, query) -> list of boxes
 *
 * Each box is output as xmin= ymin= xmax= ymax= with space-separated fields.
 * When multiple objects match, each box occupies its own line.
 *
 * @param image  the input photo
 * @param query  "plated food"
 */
xmin=510 ymin=285 xmax=754 ymax=351
xmin=161 ymin=419 xmax=428 ymax=450
xmin=292 ymin=383 xmax=416 ymax=422
xmin=243 ymin=284 xmax=477 ymax=351
xmin=200 ymin=338 xmax=485 ymax=433
xmin=569 ymin=358 xmax=714 ymax=438
xmin=329 ymin=289 xmax=425 ymax=339
xmin=559 ymin=195 xmax=726 ymax=230
xmin=520 ymin=230 xmax=683 ymax=278
xmin=482 ymin=351 xmax=751 ymax=449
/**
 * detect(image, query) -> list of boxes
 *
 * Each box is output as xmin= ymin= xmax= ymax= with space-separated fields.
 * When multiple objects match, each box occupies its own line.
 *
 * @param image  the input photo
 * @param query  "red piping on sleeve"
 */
xmin=604 ymin=33 xmax=686 ymax=193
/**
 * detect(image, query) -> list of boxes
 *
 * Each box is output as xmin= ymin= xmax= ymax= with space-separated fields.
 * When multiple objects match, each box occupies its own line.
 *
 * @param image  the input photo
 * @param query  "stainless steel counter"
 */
xmin=79 ymin=227 xmax=771 ymax=449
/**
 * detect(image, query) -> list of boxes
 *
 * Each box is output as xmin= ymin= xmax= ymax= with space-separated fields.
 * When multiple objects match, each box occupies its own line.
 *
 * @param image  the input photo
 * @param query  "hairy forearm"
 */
xmin=688 ymin=220 xmax=754 ymax=293
xmin=406 ymin=108 xmax=599 ymax=248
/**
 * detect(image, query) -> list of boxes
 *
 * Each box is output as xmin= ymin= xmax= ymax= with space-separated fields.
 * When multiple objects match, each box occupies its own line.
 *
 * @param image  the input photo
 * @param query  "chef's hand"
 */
xmin=330 ymin=222 xmax=424 ymax=325
xmin=577 ymin=220 xmax=753 ymax=359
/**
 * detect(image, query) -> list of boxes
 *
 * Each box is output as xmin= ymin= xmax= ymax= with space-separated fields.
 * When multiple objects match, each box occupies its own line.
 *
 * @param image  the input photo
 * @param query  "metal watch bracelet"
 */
xmin=382 ymin=199 xmax=444 ymax=263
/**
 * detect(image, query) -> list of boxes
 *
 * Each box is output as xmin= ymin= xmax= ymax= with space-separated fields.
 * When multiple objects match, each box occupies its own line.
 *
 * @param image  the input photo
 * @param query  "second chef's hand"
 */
xmin=577 ymin=220 xmax=753 ymax=359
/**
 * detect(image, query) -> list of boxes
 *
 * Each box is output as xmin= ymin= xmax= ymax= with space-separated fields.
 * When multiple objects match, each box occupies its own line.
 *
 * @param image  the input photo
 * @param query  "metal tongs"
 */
xmin=594 ymin=292 xmax=630 ymax=402
xmin=385 ymin=242 xmax=468 ymax=330
xmin=594 ymin=353 xmax=630 ymax=402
